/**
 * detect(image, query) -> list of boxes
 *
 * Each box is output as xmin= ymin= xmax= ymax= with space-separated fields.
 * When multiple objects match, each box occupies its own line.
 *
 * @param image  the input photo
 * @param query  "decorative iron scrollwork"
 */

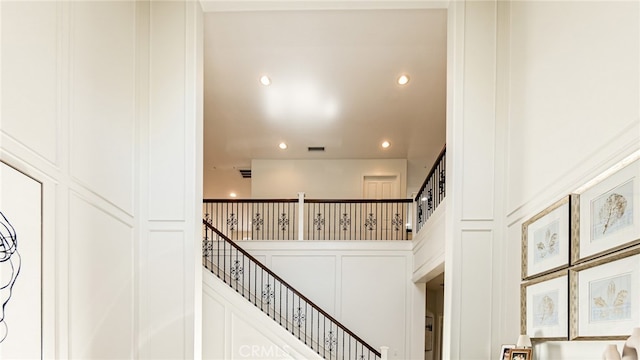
xmin=427 ymin=189 xmax=433 ymax=211
xmin=339 ymin=213 xmax=351 ymax=231
xmin=202 ymin=235 xmax=213 ymax=257
xmin=293 ymin=306 xmax=306 ymax=327
xmin=364 ymin=213 xmax=377 ymax=231
xmin=439 ymin=169 xmax=446 ymax=196
xmin=226 ymin=213 xmax=238 ymax=230
xmin=325 ymin=330 xmax=337 ymax=352
xmin=391 ymin=213 xmax=403 ymax=231
xmin=262 ymin=284 xmax=274 ymax=305
xmin=252 ymin=213 xmax=264 ymax=231
xmin=230 ymin=260 xmax=243 ymax=281
xmin=278 ymin=213 xmax=289 ymax=231
xmin=313 ymin=213 xmax=325 ymax=231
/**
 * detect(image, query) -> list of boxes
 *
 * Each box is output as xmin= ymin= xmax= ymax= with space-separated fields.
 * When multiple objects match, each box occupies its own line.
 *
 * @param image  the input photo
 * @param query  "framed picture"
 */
xmin=521 ymin=270 xmax=569 ymax=340
xmin=574 ymin=158 xmax=640 ymax=263
xmin=507 ymin=348 xmax=532 ymax=360
xmin=522 ymin=196 xmax=574 ymax=279
xmin=499 ymin=344 xmax=515 ymax=360
xmin=570 ymin=248 xmax=640 ymax=340
xmin=0 ymin=161 xmax=43 ymax=359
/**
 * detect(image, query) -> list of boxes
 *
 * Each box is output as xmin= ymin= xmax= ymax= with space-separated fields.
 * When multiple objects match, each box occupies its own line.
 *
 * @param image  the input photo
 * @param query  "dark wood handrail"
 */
xmin=414 ymin=145 xmax=446 ymax=202
xmin=203 ymin=219 xmax=382 ymax=357
xmin=205 ymin=198 xmax=412 ymax=204
xmin=204 ymin=198 xmax=298 ymax=203
xmin=305 ymin=199 xmax=412 ymax=204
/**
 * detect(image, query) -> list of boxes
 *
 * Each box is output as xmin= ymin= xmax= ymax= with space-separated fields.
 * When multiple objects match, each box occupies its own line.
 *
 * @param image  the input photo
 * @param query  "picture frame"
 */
xmin=507 ymin=348 xmax=532 ymax=360
xmin=574 ymin=158 xmax=640 ymax=263
xmin=0 ymin=161 xmax=43 ymax=359
xmin=521 ymin=270 xmax=569 ymax=340
xmin=499 ymin=344 xmax=515 ymax=360
xmin=522 ymin=195 xmax=575 ymax=279
xmin=569 ymin=247 xmax=640 ymax=340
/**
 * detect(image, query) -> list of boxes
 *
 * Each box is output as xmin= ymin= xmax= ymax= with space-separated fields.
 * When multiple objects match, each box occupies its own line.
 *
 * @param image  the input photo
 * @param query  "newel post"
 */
xmin=298 ymin=192 xmax=305 ymax=240
xmin=380 ymin=346 xmax=389 ymax=360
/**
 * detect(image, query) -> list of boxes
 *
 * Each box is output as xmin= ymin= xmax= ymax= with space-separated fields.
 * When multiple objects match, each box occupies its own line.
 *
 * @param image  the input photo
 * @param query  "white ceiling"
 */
xmin=203 ymin=5 xmax=447 ymax=198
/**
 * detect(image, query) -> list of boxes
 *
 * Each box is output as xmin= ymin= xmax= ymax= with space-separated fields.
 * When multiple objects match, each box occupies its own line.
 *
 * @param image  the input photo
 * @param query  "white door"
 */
xmin=363 ymin=175 xmax=399 ymax=199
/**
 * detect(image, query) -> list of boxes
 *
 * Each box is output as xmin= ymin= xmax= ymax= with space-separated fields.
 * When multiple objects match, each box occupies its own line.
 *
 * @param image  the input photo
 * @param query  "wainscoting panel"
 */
xmin=0 ymin=1 xmax=59 ymax=166
xmin=69 ymin=1 xmax=136 ymax=215
xmin=148 ymin=0 xmax=186 ymax=222
xmin=459 ymin=229 xmax=493 ymax=360
xmin=68 ymin=193 xmax=134 ymax=359
xmin=140 ymin=229 xmax=186 ymax=360
xmin=270 ymin=255 xmax=337 ymax=315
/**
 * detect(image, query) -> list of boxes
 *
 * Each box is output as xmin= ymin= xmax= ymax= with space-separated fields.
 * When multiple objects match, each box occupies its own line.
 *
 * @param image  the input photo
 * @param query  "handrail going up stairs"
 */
xmin=203 ymin=218 xmax=382 ymax=360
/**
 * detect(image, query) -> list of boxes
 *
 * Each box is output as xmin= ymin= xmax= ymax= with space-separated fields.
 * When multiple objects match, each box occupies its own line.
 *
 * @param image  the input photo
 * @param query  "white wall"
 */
xmin=214 ymin=240 xmax=424 ymax=359
xmin=203 ymin=270 xmax=323 ymax=360
xmin=0 ymin=1 xmax=202 ymax=358
xmin=252 ymin=159 xmax=407 ymax=199
xmin=504 ymin=1 xmax=640 ymax=359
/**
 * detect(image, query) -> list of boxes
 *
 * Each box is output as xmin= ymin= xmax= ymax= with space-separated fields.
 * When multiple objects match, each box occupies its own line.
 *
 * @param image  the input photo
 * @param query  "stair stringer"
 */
xmin=203 ymin=268 xmax=323 ymax=360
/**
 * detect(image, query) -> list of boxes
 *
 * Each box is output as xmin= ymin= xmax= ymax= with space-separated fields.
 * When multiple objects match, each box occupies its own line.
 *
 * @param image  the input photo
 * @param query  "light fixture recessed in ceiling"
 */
xmin=279 ymin=142 xmax=288 ymax=150
xmin=260 ymin=75 xmax=271 ymax=86
xmin=397 ymin=74 xmax=410 ymax=85
xmin=381 ymin=141 xmax=391 ymax=149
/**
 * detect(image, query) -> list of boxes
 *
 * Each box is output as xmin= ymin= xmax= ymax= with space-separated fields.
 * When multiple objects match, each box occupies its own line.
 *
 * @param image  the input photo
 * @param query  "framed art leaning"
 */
xmin=522 ymin=196 xmax=574 ymax=279
xmin=575 ymin=158 xmax=640 ymax=263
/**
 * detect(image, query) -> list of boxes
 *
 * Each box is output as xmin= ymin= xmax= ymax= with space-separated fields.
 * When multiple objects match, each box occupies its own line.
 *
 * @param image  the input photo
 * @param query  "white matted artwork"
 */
xmin=522 ymin=196 xmax=573 ymax=279
xmin=0 ymin=162 xmax=42 ymax=359
xmin=576 ymin=158 xmax=640 ymax=262
xmin=571 ymin=252 xmax=640 ymax=339
xmin=521 ymin=270 xmax=569 ymax=340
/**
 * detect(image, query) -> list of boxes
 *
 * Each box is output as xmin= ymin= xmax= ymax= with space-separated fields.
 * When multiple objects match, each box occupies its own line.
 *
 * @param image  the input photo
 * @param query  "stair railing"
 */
xmin=203 ymin=218 xmax=383 ymax=360
xmin=414 ymin=145 xmax=446 ymax=233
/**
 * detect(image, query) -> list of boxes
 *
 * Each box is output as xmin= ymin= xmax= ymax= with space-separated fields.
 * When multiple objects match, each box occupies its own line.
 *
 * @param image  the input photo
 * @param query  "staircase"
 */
xmin=202 ymin=219 xmax=386 ymax=360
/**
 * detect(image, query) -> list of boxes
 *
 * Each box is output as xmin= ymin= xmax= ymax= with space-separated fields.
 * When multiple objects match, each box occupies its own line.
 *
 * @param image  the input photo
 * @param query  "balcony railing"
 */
xmin=203 ymin=219 xmax=385 ymax=359
xmin=414 ymin=146 xmax=446 ymax=233
xmin=203 ymin=198 xmax=412 ymax=241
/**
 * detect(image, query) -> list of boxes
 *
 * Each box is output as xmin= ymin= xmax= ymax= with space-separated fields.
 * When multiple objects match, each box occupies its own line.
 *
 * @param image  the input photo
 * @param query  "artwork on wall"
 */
xmin=521 ymin=270 xmax=569 ymax=340
xmin=0 ymin=162 xmax=42 ymax=359
xmin=574 ymin=158 xmax=640 ymax=263
xmin=570 ymin=249 xmax=640 ymax=340
xmin=522 ymin=196 xmax=575 ymax=279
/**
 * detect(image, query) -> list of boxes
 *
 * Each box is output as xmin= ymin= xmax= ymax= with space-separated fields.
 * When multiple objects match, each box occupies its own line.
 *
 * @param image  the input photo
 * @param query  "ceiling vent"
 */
xmin=238 ymin=169 xmax=251 ymax=178
xmin=308 ymin=146 xmax=325 ymax=152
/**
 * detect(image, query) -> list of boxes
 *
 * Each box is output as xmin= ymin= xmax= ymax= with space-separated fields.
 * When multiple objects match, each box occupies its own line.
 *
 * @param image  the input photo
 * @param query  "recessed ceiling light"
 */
xmin=229 ymin=192 xmax=237 ymax=198
xmin=260 ymin=75 xmax=271 ymax=86
xmin=397 ymin=74 xmax=410 ymax=85
xmin=279 ymin=142 xmax=288 ymax=150
xmin=381 ymin=141 xmax=391 ymax=149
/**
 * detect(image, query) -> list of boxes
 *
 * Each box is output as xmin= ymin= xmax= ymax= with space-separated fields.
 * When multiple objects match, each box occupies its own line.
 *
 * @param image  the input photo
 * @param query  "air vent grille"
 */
xmin=238 ymin=169 xmax=251 ymax=178
xmin=308 ymin=146 xmax=325 ymax=152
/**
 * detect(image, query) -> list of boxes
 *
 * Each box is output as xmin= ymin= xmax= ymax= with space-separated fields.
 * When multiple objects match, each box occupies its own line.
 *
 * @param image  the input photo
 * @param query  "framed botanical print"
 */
xmin=521 ymin=270 xmax=569 ymax=340
xmin=522 ymin=196 xmax=574 ymax=279
xmin=570 ymin=248 xmax=640 ymax=340
xmin=574 ymin=158 xmax=640 ymax=263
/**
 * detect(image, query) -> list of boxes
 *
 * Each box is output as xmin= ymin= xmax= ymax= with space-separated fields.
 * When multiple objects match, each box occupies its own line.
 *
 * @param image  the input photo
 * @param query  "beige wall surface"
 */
xmin=252 ymin=158 xmax=408 ymax=199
